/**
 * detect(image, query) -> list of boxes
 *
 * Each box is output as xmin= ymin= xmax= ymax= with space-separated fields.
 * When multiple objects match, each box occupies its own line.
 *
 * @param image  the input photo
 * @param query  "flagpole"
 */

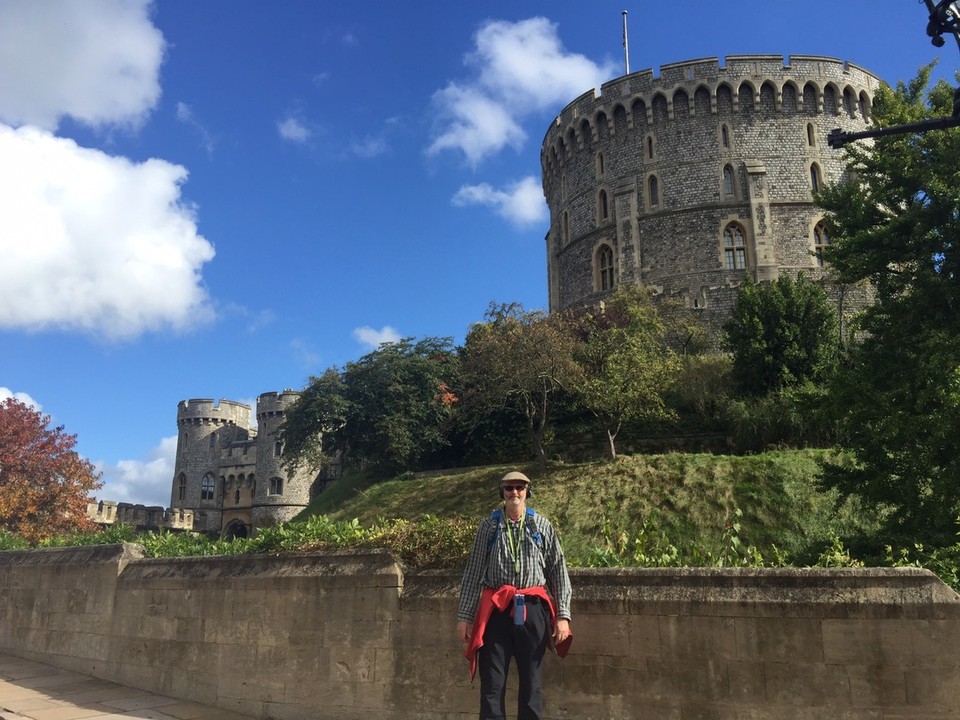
xmin=622 ymin=10 xmax=630 ymax=75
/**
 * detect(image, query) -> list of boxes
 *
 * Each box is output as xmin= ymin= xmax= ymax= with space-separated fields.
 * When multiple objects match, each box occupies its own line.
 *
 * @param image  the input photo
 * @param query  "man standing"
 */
xmin=457 ymin=471 xmax=572 ymax=720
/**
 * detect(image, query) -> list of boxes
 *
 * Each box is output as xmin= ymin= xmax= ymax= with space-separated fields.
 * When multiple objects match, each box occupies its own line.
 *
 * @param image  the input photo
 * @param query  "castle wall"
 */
xmin=165 ymin=392 xmax=315 ymax=538
xmin=1 ymin=545 xmax=958 ymax=719
xmin=543 ymin=55 xmax=880 ymax=334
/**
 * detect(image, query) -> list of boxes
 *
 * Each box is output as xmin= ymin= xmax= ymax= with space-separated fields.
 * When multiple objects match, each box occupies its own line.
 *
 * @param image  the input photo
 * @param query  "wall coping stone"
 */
xmin=0 ymin=542 xmax=145 ymax=570
xmin=404 ymin=566 xmax=960 ymax=619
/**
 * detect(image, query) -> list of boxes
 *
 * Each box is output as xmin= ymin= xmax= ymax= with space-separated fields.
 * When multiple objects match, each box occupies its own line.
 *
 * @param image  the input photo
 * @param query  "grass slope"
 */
xmin=296 ymin=450 xmax=874 ymax=566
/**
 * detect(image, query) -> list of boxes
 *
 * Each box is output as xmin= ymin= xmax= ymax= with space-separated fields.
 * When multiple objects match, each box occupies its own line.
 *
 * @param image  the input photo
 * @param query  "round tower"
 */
xmin=171 ymin=398 xmax=252 ymax=534
xmin=252 ymin=390 xmax=313 ymax=528
xmin=541 ymin=55 xmax=881 ymax=333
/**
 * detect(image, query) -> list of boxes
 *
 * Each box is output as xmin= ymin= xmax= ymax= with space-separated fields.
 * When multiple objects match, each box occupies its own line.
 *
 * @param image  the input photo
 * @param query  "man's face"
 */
xmin=501 ymin=482 xmax=528 ymax=515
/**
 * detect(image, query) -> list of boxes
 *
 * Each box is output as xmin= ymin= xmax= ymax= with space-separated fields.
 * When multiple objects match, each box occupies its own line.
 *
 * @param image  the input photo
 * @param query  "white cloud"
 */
xmin=428 ymin=17 xmax=616 ymax=166
xmin=452 ymin=176 xmax=547 ymax=227
xmin=278 ymin=116 xmax=312 ymax=143
xmin=0 ymin=0 xmax=164 ymax=132
xmin=290 ymin=338 xmax=322 ymax=369
xmin=0 ymin=124 xmax=216 ymax=340
xmin=0 ymin=387 xmax=41 ymax=411
xmin=175 ymin=101 xmax=217 ymax=154
xmin=350 ymin=135 xmax=389 ymax=159
xmin=352 ymin=325 xmax=402 ymax=351
xmin=428 ymin=85 xmax=526 ymax=166
xmin=94 ymin=435 xmax=177 ymax=508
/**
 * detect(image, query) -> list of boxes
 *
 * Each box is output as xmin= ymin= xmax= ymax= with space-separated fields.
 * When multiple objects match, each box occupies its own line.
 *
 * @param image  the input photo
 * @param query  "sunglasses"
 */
xmin=502 ymin=484 xmax=528 ymax=492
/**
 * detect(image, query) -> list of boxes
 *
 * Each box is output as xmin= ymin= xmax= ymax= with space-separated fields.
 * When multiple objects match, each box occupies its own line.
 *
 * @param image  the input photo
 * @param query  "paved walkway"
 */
xmin=0 ymin=653 xmax=251 ymax=720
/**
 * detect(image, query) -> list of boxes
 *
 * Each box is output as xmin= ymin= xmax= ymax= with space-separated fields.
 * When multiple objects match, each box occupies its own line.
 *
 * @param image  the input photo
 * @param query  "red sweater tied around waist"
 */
xmin=464 ymin=585 xmax=572 ymax=679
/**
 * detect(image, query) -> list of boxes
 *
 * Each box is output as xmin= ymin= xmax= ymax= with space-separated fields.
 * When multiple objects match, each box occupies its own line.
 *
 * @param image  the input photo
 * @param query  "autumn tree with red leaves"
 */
xmin=0 ymin=398 xmax=101 ymax=542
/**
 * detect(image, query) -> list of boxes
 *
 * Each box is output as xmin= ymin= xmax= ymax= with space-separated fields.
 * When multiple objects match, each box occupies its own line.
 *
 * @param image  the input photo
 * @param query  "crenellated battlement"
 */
xmin=86 ymin=500 xmax=194 ymax=532
xmin=256 ymin=390 xmax=298 ymax=422
xmin=176 ymin=398 xmax=251 ymax=428
xmin=541 ymin=54 xmax=882 ymax=179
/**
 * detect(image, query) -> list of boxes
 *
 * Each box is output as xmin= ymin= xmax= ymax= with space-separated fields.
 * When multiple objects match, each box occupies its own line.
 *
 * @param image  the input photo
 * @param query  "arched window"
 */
xmin=274 ymin=440 xmax=282 ymax=458
xmin=597 ymin=245 xmax=615 ymax=291
xmin=723 ymin=223 xmax=748 ymax=270
xmin=177 ymin=474 xmax=186 ymax=502
xmin=598 ymin=189 xmax=609 ymax=222
xmin=596 ymin=152 xmax=605 ymax=177
xmin=209 ymin=432 xmax=216 ymax=448
xmin=807 ymin=123 xmax=816 ymax=147
xmin=648 ymin=176 xmax=659 ymax=206
xmin=201 ymin=472 xmax=216 ymax=501
xmin=721 ymin=124 xmax=730 ymax=149
xmin=269 ymin=477 xmax=284 ymax=496
xmin=723 ymin=165 xmax=735 ymax=196
xmin=814 ymin=222 xmax=830 ymax=266
xmin=810 ymin=163 xmax=822 ymax=193
xmin=646 ymin=135 xmax=655 ymax=160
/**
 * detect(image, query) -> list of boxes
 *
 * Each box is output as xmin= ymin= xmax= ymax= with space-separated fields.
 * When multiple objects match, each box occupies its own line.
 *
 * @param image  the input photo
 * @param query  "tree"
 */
xmin=282 ymin=338 xmax=459 ymax=475
xmin=573 ymin=287 xmax=681 ymax=459
xmin=460 ymin=303 xmax=581 ymax=463
xmin=723 ymin=274 xmax=838 ymax=397
xmin=816 ymin=64 xmax=960 ymax=542
xmin=658 ymin=297 xmax=712 ymax=355
xmin=280 ymin=367 xmax=347 ymax=473
xmin=0 ymin=398 xmax=101 ymax=543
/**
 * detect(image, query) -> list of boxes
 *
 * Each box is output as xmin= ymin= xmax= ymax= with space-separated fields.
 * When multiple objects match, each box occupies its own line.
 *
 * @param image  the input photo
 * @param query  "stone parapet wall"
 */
xmin=0 ymin=545 xmax=958 ymax=719
xmin=86 ymin=501 xmax=195 ymax=532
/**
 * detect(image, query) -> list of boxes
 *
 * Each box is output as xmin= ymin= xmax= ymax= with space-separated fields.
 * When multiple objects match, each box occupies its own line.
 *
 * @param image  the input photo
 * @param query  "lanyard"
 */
xmin=506 ymin=517 xmax=523 ymax=577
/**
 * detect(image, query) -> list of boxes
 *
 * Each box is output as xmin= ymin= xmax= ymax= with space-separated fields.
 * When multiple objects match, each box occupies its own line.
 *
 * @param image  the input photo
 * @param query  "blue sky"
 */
xmin=0 ymin=0 xmax=956 ymax=508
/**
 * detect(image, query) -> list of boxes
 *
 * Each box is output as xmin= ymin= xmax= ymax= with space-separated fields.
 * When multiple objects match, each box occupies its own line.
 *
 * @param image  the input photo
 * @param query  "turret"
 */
xmin=252 ymin=391 xmax=313 ymax=528
xmin=171 ymin=398 xmax=252 ymax=533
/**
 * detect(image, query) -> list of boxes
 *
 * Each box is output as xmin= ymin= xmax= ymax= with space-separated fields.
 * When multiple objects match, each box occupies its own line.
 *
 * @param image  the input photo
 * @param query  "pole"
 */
xmin=827 ymin=115 xmax=960 ymax=149
xmin=622 ymin=11 xmax=630 ymax=75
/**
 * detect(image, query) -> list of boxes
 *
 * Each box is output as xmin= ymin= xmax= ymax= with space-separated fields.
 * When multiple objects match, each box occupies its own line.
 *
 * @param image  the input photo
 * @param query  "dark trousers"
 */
xmin=478 ymin=600 xmax=548 ymax=720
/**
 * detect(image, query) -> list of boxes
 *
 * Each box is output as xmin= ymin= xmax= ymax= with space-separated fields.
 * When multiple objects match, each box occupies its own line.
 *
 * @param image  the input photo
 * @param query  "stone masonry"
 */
xmin=0 ymin=545 xmax=958 ymax=719
xmin=542 ymin=55 xmax=882 ymax=333
xmin=170 ymin=392 xmax=320 ymax=538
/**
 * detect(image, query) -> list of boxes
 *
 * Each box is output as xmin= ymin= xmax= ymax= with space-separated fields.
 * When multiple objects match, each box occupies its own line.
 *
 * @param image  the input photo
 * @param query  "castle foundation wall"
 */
xmin=0 ymin=546 xmax=958 ymax=718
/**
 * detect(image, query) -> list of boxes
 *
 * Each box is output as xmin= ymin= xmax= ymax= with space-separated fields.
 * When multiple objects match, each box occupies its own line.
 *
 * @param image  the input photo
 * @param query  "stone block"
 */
xmin=735 ymin=617 xmax=824 ymax=662
xmin=659 ymin=615 xmax=737 ymax=659
xmin=846 ymin=664 xmax=907 ymax=707
xmin=725 ymin=660 xmax=767 ymax=703
xmin=822 ymin=618 xmax=937 ymax=664
xmin=904 ymin=665 xmax=960 ymax=712
xmin=763 ymin=661 xmax=851 ymax=706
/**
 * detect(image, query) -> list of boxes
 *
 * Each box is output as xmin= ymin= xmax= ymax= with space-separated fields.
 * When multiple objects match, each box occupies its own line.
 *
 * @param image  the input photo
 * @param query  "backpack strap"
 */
xmin=486 ymin=509 xmax=502 ymax=553
xmin=487 ymin=507 xmax=543 ymax=553
xmin=525 ymin=508 xmax=543 ymax=548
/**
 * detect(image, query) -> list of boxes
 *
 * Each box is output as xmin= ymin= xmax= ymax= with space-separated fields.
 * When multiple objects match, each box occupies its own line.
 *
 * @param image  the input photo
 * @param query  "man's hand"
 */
xmin=553 ymin=618 xmax=571 ymax=644
xmin=457 ymin=619 xmax=472 ymax=645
